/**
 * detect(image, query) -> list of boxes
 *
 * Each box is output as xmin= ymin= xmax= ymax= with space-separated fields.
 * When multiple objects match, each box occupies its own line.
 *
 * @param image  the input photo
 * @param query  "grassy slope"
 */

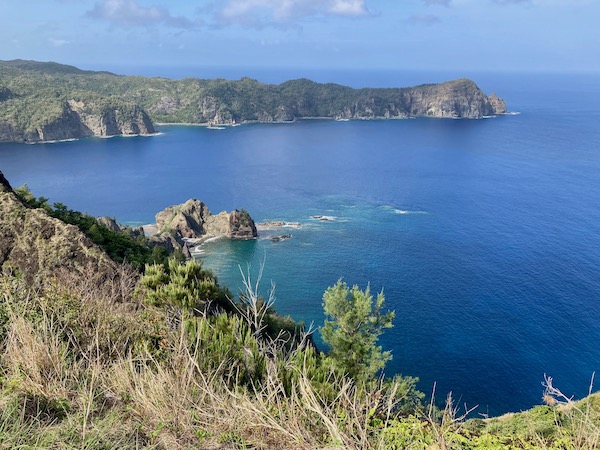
xmin=2 ymin=267 xmax=599 ymax=449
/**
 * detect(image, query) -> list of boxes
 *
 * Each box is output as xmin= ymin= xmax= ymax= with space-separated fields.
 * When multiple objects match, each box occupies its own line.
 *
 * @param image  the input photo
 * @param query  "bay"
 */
xmin=1 ymin=71 xmax=600 ymax=416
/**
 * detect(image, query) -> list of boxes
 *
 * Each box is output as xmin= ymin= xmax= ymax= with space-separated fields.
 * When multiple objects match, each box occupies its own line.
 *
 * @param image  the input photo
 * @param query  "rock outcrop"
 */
xmin=229 ymin=209 xmax=259 ymax=239
xmin=68 ymin=100 xmax=156 ymax=138
xmin=0 ymin=99 xmax=155 ymax=143
xmin=398 ymin=79 xmax=502 ymax=119
xmin=97 ymin=216 xmax=121 ymax=233
xmin=95 ymin=215 xmax=188 ymax=258
xmin=155 ymin=199 xmax=258 ymax=241
xmin=0 ymin=171 xmax=128 ymax=292
xmin=488 ymin=93 xmax=507 ymax=115
xmin=147 ymin=232 xmax=192 ymax=259
xmin=97 ymin=216 xmax=144 ymax=239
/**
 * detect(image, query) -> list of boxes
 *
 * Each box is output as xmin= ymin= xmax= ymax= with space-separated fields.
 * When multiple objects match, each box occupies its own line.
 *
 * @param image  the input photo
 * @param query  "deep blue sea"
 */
xmin=2 ymin=70 xmax=600 ymax=416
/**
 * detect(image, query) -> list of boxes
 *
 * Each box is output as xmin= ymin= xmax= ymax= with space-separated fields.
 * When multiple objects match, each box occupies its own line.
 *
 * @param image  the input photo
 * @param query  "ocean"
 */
xmin=1 ymin=70 xmax=599 ymax=416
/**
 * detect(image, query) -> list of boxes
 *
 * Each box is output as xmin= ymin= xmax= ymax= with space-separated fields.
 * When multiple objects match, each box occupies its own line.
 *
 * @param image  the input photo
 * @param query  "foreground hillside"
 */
xmin=1 ymin=173 xmax=599 ymax=449
xmin=0 ymin=60 xmax=506 ymax=143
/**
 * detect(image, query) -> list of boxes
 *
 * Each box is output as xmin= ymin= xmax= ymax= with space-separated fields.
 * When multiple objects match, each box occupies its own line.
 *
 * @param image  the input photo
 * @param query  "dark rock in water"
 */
xmin=257 ymin=221 xmax=302 ymax=228
xmin=270 ymin=234 xmax=292 ymax=242
xmin=311 ymin=215 xmax=335 ymax=221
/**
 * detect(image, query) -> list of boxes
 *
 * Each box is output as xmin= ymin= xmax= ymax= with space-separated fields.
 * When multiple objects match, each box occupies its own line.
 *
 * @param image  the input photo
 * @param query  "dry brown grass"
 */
xmin=6 ymin=266 xmax=599 ymax=449
xmin=0 ymin=270 xmax=412 ymax=449
xmin=104 ymin=324 xmax=410 ymax=449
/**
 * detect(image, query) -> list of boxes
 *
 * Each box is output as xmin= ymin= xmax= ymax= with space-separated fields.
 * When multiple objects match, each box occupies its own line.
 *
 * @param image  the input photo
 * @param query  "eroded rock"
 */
xmin=155 ymin=199 xmax=258 ymax=240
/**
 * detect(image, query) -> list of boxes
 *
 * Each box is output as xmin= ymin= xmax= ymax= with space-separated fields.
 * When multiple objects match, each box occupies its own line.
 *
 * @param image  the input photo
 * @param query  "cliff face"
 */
xmin=155 ymin=199 xmax=258 ymax=240
xmin=488 ymin=93 xmax=507 ymax=114
xmin=397 ymin=78 xmax=503 ymax=119
xmin=229 ymin=210 xmax=259 ymax=239
xmin=67 ymin=100 xmax=155 ymax=138
xmin=0 ymin=100 xmax=155 ymax=143
xmin=0 ymin=171 xmax=127 ymax=292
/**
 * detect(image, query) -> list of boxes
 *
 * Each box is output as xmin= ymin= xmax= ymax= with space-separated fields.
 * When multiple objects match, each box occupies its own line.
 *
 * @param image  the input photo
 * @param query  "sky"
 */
xmin=1 ymin=0 xmax=599 ymax=77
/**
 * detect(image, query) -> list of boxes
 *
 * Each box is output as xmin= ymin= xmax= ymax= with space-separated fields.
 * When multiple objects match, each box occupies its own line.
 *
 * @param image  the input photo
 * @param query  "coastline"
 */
xmin=27 ymin=131 xmax=163 ymax=145
xmin=9 ymin=113 xmax=513 ymax=146
xmin=154 ymin=112 xmax=509 ymax=130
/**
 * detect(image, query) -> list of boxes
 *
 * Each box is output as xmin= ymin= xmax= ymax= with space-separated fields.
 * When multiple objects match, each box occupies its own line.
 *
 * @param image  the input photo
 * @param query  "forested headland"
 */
xmin=0 ymin=59 xmax=506 ymax=143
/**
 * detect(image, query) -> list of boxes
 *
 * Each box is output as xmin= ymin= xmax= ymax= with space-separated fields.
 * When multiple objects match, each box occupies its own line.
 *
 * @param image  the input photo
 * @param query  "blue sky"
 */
xmin=1 ymin=0 xmax=598 ymax=76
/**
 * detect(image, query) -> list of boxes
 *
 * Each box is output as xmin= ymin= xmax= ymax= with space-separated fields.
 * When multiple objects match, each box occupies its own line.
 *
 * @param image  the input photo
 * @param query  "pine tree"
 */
xmin=321 ymin=279 xmax=394 ymax=381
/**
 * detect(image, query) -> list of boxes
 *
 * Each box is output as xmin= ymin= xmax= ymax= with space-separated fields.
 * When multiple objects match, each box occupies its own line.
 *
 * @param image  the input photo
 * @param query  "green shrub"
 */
xmin=139 ymin=258 xmax=228 ymax=312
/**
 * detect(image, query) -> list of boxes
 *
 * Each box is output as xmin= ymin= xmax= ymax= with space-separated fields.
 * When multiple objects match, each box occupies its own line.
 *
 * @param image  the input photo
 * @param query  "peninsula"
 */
xmin=0 ymin=60 xmax=507 ymax=143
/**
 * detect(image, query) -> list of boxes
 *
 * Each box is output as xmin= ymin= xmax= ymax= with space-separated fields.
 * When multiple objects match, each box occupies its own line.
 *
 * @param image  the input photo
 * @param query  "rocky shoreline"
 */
xmin=97 ymin=199 xmax=259 ymax=260
xmin=256 ymin=221 xmax=302 ymax=230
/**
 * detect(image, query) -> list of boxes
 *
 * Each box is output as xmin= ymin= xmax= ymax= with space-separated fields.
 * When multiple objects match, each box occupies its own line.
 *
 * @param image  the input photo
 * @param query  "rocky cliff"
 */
xmin=0 ymin=99 xmax=155 ymax=143
xmin=155 ymin=199 xmax=258 ymax=241
xmin=0 ymin=171 xmax=129 ymax=293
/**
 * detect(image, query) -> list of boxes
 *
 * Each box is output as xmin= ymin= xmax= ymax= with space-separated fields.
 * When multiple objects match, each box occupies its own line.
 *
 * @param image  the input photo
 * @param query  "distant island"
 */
xmin=0 ymin=59 xmax=507 ymax=143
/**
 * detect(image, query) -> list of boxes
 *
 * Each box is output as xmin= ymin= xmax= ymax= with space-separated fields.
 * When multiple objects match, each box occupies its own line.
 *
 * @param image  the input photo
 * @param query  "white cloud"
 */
xmin=87 ymin=0 xmax=197 ymax=29
xmin=330 ymin=0 xmax=368 ymax=15
xmin=217 ymin=0 xmax=370 ymax=26
xmin=49 ymin=38 xmax=69 ymax=47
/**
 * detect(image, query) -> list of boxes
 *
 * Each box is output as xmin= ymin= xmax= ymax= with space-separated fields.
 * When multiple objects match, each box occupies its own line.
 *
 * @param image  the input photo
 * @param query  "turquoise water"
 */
xmin=2 ymin=72 xmax=600 ymax=415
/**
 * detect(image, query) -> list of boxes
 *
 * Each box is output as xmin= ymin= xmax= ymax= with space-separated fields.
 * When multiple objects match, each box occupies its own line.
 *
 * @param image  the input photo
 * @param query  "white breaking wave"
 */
xmin=310 ymin=215 xmax=337 ymax=222
xmin=394 ymin=209 xmax=428 ymax=215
